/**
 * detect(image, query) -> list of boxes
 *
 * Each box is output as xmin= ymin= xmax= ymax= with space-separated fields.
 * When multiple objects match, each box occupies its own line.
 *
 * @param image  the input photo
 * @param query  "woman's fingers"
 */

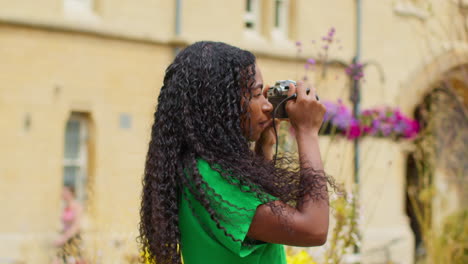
xmin=287 ymin=82 xmax=296 ymax=98
xmin=309 ymin=86 xmax=317 ymax=101
xmin=295 ymin=81 xmax=307 ymax=99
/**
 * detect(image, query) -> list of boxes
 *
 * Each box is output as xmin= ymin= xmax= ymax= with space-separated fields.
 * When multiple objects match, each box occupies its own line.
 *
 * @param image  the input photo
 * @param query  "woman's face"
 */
xmin=241 ymin=64 xmax=273 ymax=141
xmin=62 ymin=186 xmax=74 ymax=201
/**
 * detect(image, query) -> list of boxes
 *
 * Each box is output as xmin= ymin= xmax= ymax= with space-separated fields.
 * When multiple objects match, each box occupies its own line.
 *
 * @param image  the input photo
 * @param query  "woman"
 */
xmin=139 ymin=41 xmax=335 ymax=264
xmin=53 ymin=185 xmax=84 ymax=264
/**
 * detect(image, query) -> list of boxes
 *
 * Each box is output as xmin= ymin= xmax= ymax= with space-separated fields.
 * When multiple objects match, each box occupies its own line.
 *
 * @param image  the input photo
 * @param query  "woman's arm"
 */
xmin=55 ymin=202 xmax=83 ymax=245
xmin=248 ymin=82 xmax=329 ymax=247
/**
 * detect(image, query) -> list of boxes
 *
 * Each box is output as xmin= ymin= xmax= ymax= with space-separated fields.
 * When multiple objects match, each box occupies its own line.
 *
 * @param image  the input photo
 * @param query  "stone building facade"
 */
xmin=1 ymin=0 xmax=466 ymax=263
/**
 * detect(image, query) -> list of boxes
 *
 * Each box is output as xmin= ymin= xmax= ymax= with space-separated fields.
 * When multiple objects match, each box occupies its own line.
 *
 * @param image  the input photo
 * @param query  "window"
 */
xmin=245 ymin=0 xmax=261 ymax=31
xmin=394 ymin=0 xmax=430 ymax=19
xmin=273 ymin=0 xmax=289 ymax=38
xmin=64 ymin=0 xmax=95 ymax=16
xmin=63 ymin=113 xmax=89 ymax=202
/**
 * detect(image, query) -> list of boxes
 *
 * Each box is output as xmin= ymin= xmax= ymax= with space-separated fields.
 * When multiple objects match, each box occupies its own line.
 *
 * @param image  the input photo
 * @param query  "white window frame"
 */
xmin=63 ymin=0 xmax=97 ymax=20
xmin=63 ymin=114 xmax=89 ymax=203
xmin=393 ymin=0 xmax=429 ymax=20
xmin=244 ymin=0 xmax=261 ymax=32
xmin=272 ymin=0 xmax=290 ymax=40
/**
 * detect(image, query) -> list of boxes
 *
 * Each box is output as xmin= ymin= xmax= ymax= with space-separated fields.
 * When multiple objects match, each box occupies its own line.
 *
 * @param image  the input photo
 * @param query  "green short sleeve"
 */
xmin=183 ymin=159 xmax=271 ymax=257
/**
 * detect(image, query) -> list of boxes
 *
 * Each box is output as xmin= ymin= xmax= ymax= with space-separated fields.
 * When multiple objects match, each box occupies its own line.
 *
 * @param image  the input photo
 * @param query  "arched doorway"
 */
xmin=405 ymin=71 xmax=468 ymax=263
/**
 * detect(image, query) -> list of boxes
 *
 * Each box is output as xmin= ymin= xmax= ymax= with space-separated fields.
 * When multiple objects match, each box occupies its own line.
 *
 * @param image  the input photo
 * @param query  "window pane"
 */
xmin=275 ymin=0 xmax=282 ymax=28
xmin=246 ymin=0 xmax=252 ymax=12
xmin=64 ymin=120 xmax=81 ymax=160
xmin=63 ymin=165 xmax=79 ymax=188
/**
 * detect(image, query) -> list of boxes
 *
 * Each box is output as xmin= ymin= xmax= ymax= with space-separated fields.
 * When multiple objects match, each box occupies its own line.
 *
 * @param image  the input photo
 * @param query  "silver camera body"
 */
xmin=267 ymin=80 xmax=316 ymax=118
xmin=267 ymin=80 xmax=296 ymax=98
xmin=267 ymin=80 xmax=296 ymax=118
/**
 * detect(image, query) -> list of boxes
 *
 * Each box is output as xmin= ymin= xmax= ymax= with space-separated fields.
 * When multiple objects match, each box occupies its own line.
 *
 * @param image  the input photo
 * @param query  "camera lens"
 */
xmin=274 ymin=88 xmax=281 ymax=96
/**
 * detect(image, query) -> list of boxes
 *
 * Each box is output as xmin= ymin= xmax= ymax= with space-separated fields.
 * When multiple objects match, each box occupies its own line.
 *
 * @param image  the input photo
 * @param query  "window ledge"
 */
xmin=242 ymin=29 xmax=269 ymax=48
xmin=63 ymin=7 xmax=100 ymax=24
xmin=393 ymin=2 xmax=430 ymax=20
xmin=0 ymin=12 xmax=182 ymax=46
xmin=270 ymin=28 xmax=289 ymax=43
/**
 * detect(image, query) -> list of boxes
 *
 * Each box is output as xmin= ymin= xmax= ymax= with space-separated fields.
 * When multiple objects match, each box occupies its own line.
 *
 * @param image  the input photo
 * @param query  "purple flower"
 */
xmin=323 ymin=101 xmax=339 ymax=122
xmin=307 ymin=58 xmax=316 ymax=65
xmin=295 ymin=41 xmax=302 ymax=46
xmin=368 ymin=119 xmax=380 ymax=135
xmin=321 ymin=100 xmax=419 ymax=140
xmin=380 ymin=123 xmax=393 ymax=136
xmin=332 ymin=103 xmax=353 ymax=129
xmin=393 ymin=121 xmax=407 ymax=134
xmin=345 ymin=62 xmax=365 ymax=81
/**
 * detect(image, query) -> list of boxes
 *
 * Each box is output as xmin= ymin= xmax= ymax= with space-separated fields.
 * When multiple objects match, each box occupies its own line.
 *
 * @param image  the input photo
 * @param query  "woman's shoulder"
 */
xmin=195 ymin=158 xmax=222 ymax=178
xmin=194 ymin=158 xmax=237 ymax=186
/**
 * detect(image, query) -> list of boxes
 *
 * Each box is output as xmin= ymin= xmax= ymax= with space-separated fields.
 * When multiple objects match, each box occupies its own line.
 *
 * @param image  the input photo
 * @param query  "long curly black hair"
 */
xmin=139 ymin=41 xmax=335 ymax=264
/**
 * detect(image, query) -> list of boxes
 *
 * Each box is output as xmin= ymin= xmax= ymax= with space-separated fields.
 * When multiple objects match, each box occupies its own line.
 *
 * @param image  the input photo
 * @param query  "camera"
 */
xmin=267 ymin=80 xmax=316 ymax=118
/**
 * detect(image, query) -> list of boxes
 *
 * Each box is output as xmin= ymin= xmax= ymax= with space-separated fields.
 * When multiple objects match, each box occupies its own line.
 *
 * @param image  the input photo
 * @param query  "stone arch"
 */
xmin=402 ymin=46 xmax=468 ymax=262
xmin=400 ymin=46 xmax=468 ymax=114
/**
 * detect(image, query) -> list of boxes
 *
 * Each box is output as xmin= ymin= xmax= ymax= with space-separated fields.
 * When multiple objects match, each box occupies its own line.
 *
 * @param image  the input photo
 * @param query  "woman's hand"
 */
xmin=248 ymin=82 xmax=329 ymax=247
xmin=53 ymin=236 xmax=67 ymax=247
xmin=257 ymin=120 xmax=279 ymax=146
xmin=255 ymin=121 xmax=280 ymax=160
xmin=285 ymin=82 xmax=326 ymax=136
xmin=254 ymin=85 xmax=281 ymax=160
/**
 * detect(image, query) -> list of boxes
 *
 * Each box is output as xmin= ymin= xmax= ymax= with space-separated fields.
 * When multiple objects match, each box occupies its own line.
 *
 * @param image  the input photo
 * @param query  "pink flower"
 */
xmin=321 ymin=100 xmax=419 ymax=140
xmin=347 ymin=119 xmax=361 ymax=139
xmin=403 ymin=120 xmax=419 ymax=138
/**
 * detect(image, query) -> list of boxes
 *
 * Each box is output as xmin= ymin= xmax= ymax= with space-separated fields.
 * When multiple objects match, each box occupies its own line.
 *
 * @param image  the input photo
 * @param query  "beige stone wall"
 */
xmin=0 ymin=24 xmax=173 ymax=262
xmin=0 ymin=0 xmax=175 ymax=41
xmin=1 ymin=0 xmax=465 ymax=263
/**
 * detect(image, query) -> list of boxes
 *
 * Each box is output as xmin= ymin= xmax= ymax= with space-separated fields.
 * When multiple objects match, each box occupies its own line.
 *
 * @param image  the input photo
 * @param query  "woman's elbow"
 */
xmin=314 ymin=232 xmax=328 ymax=246
xmin=301 ymin=229 xmax=328 ymax=247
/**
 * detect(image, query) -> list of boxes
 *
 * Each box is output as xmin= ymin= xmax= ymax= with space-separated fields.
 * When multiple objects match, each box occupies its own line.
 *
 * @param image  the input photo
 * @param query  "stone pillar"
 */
xmin=359 ymin=138 xmax=415 ymax=264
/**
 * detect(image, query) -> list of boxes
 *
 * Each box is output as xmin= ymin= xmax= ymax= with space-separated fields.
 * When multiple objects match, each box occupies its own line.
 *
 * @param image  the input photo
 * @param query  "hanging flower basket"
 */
xmin=315 ymin=100 xmax=420 ymax=140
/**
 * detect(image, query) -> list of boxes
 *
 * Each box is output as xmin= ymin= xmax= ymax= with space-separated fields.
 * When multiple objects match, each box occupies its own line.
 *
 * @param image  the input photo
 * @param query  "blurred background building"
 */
xmin=0 ymin=0 xmax=466 ymax=263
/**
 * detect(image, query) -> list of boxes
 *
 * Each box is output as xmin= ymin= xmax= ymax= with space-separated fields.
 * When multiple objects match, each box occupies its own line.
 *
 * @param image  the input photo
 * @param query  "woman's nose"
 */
xmin=263 ymin=100 xmax=273 ymax=114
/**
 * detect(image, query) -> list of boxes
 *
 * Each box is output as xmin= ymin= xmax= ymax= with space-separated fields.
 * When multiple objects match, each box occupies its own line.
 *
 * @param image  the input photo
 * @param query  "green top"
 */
xmin=179 ymin=159 xmax=286 ymax=264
